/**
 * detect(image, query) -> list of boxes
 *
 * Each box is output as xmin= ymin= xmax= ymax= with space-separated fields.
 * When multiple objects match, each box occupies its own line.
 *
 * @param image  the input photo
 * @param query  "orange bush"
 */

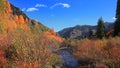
xmin=22 ymin=62 xmax=30 ymax=68
xmin=44 ymin=30 xmax=64 ymax=42
xmin=19 ymin=15 xmax=25 ymax=25
xmin=32 ymin=61 xmax=39 ymax=68
xmin=25 ymin=18 xmax=29 ymax=23
xmin=0 ymin=45 xmax=7 ymax=68
xmin=5 ymin=1 xmax=11 ymax=14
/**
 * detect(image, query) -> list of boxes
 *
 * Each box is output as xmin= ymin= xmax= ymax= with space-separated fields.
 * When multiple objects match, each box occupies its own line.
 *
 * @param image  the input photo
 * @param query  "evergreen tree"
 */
xmin=116 ymin=0 xmax=120 ymax=18
xmin=96 ymin=18 xmax=105 ymax=39
xmin=114 ymin=0 xmax=120 ymax=36
xmin=114 ymin=18 xmax=120 ymax=36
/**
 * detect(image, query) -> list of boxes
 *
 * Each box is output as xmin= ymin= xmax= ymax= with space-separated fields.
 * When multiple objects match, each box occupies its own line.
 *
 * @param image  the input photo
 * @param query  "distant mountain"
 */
xmin=58 ymin=22 xmax=114 ymax=39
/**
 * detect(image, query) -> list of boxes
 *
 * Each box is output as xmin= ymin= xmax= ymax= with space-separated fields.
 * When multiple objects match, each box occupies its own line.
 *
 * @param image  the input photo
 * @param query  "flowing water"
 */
xmin=56 ymin=49 xmax=78 ymax=68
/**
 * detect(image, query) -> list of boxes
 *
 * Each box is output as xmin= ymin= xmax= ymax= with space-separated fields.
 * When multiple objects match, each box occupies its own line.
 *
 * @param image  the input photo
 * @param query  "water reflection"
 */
xmin=57 ymin=49 xmax=78 ymax=68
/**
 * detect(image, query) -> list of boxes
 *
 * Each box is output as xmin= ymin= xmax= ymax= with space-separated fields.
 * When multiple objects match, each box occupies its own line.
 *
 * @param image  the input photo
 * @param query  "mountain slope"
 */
xmin=0 ymin=0 xmax=49 ymax=33
xmin=0 ymin=1 xmax=63 ymax=68
xmin=58 ymin=22 xmax=114 ymax=39
xmin=0 ymin=0 xmax=63 ymax=44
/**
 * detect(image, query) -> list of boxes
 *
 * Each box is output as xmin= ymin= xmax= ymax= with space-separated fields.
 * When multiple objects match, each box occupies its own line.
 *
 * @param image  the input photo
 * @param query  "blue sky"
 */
xmin=9 ymin=0 xmax=117 ymax=31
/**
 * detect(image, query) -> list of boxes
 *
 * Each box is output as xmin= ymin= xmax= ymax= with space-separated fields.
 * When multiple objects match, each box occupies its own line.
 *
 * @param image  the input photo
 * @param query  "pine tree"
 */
xmin=114 ymin=18 xmax=120 ymax=36
xmin=116 ymin=0 xmax=120 ymax=18
xmin=96 ymin=18 xmax=105 ymax=39
xmin=114 ymin=0 xmax=120 ymax=36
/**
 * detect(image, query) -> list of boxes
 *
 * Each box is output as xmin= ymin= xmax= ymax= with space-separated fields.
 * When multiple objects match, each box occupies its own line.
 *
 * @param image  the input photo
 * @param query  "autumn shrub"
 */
xmin=68 ymin=37 xmax=120 ymax=67
xmin=0 ymin=36 xmax=9 ymax=68
xmin=0 ymin=27 xmax=62 ymax=68
xmin=0 ymin=47 xmax=7 ymax=68
xmin=0 ymin=0 xmax=6 ymax=14
xmin=0 ymin=22 xmax=4 ymax=34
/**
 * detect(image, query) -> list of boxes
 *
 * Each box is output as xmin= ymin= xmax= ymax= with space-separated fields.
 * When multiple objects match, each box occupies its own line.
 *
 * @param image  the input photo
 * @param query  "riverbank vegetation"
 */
xmin=0 ymin=27 xmax=63 ymax=68
xmin=63 ymin=37 xmax=120 ymax=67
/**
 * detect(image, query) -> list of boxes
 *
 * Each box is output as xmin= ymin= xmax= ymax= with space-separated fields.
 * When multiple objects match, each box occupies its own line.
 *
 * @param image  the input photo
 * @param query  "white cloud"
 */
xmin=35 ymin=4 xmax=47 ymax=7
xmin=25 ymin=4 xmax=47 ymax=12
xmin=50 ymin=3 xmax=71 ymax=9
xmin=26 ymin=8 xmax=39 ymax=12
xmin=62 ymin=3 xmax=71 ymax=8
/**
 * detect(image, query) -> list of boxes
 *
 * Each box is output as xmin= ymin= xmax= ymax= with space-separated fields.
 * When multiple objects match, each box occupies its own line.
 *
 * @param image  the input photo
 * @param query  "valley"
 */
xmin=0 ymin=0 xmax=120 ymax=68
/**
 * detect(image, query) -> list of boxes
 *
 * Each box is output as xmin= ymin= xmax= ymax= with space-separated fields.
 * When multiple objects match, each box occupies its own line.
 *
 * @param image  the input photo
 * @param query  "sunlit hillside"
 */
xmin=0 ymin=0 xmax=63 ymax=68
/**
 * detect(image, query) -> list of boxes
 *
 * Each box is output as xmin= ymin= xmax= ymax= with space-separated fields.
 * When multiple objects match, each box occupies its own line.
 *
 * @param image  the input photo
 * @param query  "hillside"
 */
xmin=58 ymin=22 xmax=114 ymax=39
xmin=0 ymin=0 xmax=63 ymax=42
xmin=0 ymin=0 xmax=49 ymax=33
xmin=0 ymin=0 xmax=63 ymax=68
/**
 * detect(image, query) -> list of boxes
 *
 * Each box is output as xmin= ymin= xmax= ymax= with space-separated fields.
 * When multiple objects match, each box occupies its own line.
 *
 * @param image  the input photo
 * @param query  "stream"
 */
xmin=55 ymin=48 xmax=78 ymax=68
